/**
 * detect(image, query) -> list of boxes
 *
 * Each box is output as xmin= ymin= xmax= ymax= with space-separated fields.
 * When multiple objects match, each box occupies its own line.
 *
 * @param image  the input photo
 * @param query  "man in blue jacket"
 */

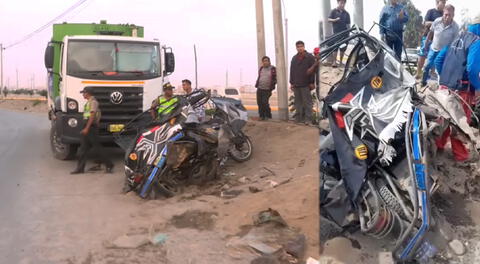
xmin=434 ymin=16 xmax=480 ymax=162
xmin=379 ymin=0 xmax=409 ymax=59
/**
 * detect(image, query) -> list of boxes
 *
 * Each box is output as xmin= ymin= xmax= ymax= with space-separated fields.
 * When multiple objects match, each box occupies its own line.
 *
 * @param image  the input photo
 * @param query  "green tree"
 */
xmin=403 ymin=0 xmax=423 ymax=48
xmin=38 ymin=90 xmax=48 ymax=98
xmin=380 ymin=0 xmax=424 ymax=48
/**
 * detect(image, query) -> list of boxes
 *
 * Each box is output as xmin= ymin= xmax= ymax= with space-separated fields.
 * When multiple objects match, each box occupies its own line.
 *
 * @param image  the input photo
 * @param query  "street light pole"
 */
xmin=272 ymin=0 xmax=288 ymax=121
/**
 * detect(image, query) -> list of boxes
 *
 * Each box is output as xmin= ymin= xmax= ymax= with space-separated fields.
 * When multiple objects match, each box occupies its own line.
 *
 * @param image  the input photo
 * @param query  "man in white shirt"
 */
xmin=182 ymin=79 xmax=206 ymax=122
xmin=421 ymin=4 xmax=460 ymax=86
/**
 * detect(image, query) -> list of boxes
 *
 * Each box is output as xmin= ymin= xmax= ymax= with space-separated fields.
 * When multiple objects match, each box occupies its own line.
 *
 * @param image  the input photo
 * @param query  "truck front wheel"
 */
xmin=50 ymin=124 xmax=78 ymax=160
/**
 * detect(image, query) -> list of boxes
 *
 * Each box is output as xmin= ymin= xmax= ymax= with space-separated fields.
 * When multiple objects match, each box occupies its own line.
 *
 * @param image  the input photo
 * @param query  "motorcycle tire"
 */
xmin=156 ymin=181 xmax=179 ymax=198
xmin=229 ymin=135 xmax=253 ymax=162
xmin=155 ymin=168 xmax=180 ymax=198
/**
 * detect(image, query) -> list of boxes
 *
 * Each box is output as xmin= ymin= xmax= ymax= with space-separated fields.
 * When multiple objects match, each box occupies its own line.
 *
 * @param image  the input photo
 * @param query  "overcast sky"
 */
xmin=0 ymin=0 xmax=478 ymax=89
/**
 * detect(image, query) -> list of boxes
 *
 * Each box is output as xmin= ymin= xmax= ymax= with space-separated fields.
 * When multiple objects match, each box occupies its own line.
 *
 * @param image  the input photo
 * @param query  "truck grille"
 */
xmin=87 ymin=86 xmax=144 ymax=134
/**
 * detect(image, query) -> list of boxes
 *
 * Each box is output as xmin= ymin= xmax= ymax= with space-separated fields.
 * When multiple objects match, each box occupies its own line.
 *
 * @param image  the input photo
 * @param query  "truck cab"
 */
xmin=44 ymin=21 xmax=175 ymax=160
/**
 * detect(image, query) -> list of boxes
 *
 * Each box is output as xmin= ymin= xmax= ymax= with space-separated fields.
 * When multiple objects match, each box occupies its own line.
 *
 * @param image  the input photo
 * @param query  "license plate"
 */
xmin=109 ymin=124 xmax=125 ymax=132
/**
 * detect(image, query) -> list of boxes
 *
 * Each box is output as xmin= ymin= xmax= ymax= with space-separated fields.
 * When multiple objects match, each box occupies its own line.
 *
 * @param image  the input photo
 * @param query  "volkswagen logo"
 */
xmin=110 ymin=91 xmax=123 ymax=104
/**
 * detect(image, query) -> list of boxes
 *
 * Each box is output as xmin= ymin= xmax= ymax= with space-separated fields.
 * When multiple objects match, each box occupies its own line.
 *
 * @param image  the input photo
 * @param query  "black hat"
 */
xmin=80 ymin=87 xmax=94 ymax=94
xmin=163 ymin=82 xmax=174 ymax=90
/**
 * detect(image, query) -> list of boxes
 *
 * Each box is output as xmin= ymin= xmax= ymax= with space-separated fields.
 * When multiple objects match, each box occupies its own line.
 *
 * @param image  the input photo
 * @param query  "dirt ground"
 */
xmin=0 ymin=98 xmax=48 ymax=113
xmin=0 ymin=100 xmax=319 ymax=263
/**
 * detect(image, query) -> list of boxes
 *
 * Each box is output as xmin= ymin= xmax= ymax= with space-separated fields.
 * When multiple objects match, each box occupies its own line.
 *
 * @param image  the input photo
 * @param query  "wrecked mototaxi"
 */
xmin=318 ymin=27 xmax=477 ymax=262
xmin=115 ymin=89 xmax=252 ymax=199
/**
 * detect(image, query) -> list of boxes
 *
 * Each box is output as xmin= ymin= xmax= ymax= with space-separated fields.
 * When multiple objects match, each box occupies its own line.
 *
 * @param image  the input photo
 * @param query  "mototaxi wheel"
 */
xmin=154 ymin=168 xmax=181 ymax=198
xmin=229 ymin=135 xmax=253 ymax=162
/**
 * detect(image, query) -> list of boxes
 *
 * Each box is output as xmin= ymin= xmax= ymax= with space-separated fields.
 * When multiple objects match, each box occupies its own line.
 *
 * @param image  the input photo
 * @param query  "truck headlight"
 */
xmin=67 ymin=100 xmax=78 ymax=111
xmin=68 ymin=118 xmax=78 ymax=128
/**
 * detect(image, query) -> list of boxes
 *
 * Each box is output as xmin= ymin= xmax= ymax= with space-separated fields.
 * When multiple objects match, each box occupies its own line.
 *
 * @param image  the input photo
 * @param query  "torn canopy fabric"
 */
xmin=423 ymin=88 xmax=477 ymax=145
xmin=324 ymin=48 xmax=413 ymax=202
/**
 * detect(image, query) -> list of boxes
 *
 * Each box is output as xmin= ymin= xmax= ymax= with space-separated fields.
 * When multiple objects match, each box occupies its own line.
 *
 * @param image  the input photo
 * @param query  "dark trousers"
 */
xmin=385 ymin=33 xmax=403 ymax=60
xmin=75 ymin=126 xmax=113 ymax=171
xmin=293 ymin=86 xmax=313 ymax=122
xmin=256 ymin=89 xmax=272 ymax=119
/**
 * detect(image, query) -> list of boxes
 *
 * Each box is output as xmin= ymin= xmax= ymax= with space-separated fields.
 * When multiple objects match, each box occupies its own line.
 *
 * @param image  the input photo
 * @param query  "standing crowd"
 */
xmin=255 ymin=0 xmax=350 ymax=125
xmin=380 ymin=0 xmax=480 ymax=162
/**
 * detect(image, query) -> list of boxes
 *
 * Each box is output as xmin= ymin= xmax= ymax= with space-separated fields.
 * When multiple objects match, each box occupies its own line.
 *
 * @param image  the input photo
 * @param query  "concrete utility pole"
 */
xmin=240 ymin=68 xmax=243 ymax=87
xmin=16 ymin=68 xmax=19 ymax=90
xmin=225 ymin=69 xmax=229 ymax=88
xmin=285 ymin=17 xmax=289 ymax=79
xmin=255 ymin=0 xmax=266 ymax=69
xmin=0 ymin=44 xmax=3 ymax=98
xmin=281 ymin=0 xmax=289 ymax=85
xmin=194 ymin=44 xmax=198 ymax=89
xmin=353 ymin=0 xmax=364 ymax=29
xmin=319 ymin=0 xmax=332 ymax=41
xmin=272 ymin=0 xmax=288 ymax=121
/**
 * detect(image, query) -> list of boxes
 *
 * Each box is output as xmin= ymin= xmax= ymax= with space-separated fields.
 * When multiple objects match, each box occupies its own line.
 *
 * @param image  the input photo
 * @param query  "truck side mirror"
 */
xmin=165 ymin=51 xmax=175 ymax=75
xmin=44 ymin=43 xmax=54 ymax=69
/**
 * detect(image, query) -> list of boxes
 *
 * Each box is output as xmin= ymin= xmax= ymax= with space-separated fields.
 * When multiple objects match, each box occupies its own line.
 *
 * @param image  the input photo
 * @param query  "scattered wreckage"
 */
xmin=115 ymin=89 xmax=252 ymax=199
xmin=318 ymin=26 xmax=478 ymax=263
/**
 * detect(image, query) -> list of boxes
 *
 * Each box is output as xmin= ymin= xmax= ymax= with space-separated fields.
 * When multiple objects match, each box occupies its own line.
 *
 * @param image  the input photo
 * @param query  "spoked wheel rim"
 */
xmin=229 ymin=136 xmax=252 ymax=161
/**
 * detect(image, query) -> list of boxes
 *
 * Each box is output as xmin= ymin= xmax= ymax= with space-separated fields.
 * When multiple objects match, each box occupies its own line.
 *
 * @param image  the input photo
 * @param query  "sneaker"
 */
xmin=87 ymin=164 xmax=102 ymax=172
xmin=106 ymin=164 xmax=114 ymax=173
xmin=70 ymin=169 xmax=84 ymax=175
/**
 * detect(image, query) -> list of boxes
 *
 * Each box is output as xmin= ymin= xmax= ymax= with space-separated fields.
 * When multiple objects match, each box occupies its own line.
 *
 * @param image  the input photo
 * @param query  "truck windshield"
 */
xmin=67 ymin=40 xmax=160 ymax=79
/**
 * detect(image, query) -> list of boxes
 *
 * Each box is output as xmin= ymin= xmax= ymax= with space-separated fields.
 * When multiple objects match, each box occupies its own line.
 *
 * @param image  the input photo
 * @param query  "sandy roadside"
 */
xmin=1 ymin=99 xmax=320 ymax=263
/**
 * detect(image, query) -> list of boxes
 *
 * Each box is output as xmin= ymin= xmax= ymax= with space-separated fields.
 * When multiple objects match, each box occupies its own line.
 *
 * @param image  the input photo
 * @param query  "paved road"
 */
xmin=0 ymin=109 xmax=51 ymax=263
xmin=0 ymin=109 xmax=128 ymax=263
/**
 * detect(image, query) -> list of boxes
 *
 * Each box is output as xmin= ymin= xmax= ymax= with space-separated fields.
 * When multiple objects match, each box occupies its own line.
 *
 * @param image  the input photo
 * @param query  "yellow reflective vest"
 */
xmin=83 ymin=98 xmax=100 ymax=122
xmin=157 ymin=96 xmax=179 ymax=116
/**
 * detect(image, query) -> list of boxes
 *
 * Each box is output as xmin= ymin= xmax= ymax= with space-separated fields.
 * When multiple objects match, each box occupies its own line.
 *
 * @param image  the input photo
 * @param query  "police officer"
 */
xmin=150 ymin=82 xmax=179 ymax=120
xmin=71 ymin=87 xmax=114 ymax=174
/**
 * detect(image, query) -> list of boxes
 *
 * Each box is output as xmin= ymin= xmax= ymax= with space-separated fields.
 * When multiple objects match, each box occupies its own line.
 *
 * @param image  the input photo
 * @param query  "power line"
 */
xmin=62 ymin=0 xmax=94 ymax=22
xmin=4 ymin=0 xmax=89 ymax=49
